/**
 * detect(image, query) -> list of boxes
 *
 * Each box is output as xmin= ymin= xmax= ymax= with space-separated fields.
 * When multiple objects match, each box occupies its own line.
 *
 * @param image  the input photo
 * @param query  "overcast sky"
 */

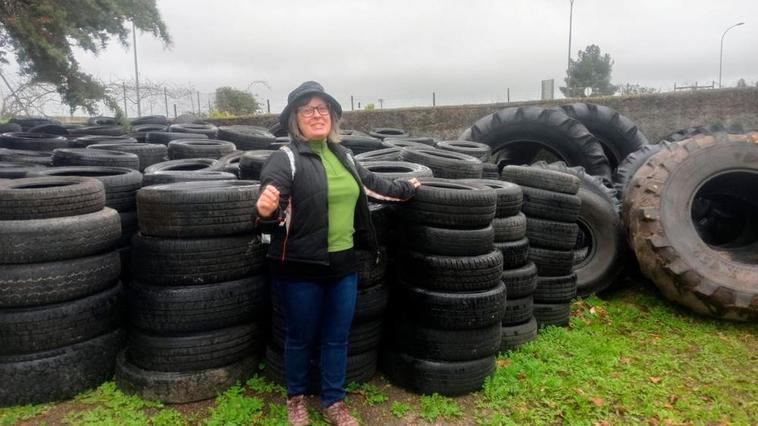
xmin=66 ymin=0 xmax=757 ymax=115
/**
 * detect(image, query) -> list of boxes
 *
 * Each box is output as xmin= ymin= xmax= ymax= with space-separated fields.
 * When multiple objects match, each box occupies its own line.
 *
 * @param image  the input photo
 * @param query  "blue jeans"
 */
xmin=275 ymin=273 xmax=357 ymax=407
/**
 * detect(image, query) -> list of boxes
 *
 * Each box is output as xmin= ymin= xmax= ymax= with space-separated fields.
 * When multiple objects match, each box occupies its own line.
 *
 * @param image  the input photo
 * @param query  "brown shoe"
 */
xmin=287 ymin=395 xmax=310 ymax=426
xmin=322 ymin=400 xmax=358 ymax=426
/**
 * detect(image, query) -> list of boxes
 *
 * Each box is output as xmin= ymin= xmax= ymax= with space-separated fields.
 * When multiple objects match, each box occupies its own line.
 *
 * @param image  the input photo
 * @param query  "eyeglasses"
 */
xmin=297 ymin=105 xmax=330 ymax=117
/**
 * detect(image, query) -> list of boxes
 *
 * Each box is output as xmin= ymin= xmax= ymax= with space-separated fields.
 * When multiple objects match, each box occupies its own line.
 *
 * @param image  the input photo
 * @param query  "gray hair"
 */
xmin=287 ymin=96 xmax=342 ymax=143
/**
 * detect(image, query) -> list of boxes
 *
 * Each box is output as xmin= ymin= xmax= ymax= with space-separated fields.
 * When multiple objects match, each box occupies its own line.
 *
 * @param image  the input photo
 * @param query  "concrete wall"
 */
xmin=210 ymin=88 xmax=758 ymax=143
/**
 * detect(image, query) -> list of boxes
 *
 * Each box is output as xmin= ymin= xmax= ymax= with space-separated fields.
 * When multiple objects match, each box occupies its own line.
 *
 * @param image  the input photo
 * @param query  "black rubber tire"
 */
xmin=354 ymin=147 xmax=402 ymax=162
xmin=482 ymin=162 xmax=500 ymax=179
xmin=28 ymin=166 xmax=142 ymax=212
xmin=533 ymin=303 xmax=571 ymax=327
xmin=534 ymin=274 xmax=577 ymax=303
xmin=0 ymin=328 xmax=125 ymax=406
xmin=560 ymin=103 xmax=649 ymax=171
xmin=0 ymin=282 xmax=123 ymax=355
xmin=359 ymin=161 xmax=433 ymax=180
xmin=354 ymin=283 xmax=389 ymax=323
xmin=89 ymin=143 xmax=167 ymax=171
xmin=501 ymin=295 xmax=534 ymax=326
xmin=495 ymin=237 xmax=530 ymax=269
xmin=389 ymin=320 xmax=501 ymax=362
xmin=402 ymin=224 xmax=495 ymax=256
xmin=115 ymin=350 xmax=258 ymax=403
xmin=400 ymin=148 xmax=483 ymax=179
xmin=658 ymin=123 xmax=736 ymax=143
xmin=461 ymin=106 xmax=611 ymax=181
xmin=131 ymin=115 xmax=169 ymax=126
xmin=398 ymin=249 xmax=503 ymax=292
xmin=500 ymin=316 xmax=538 ymax=352
xmin=613 ymin=142 xmax=674 ymax=203
xmin=29 ymin=123 xmax=68 ymax=135
xmin=492 ymin=213 xmax=527 ymax=242
xmin=0 ymin=132 xmax=69 ymax=151
xmin=168 ymin=123 xmax=218 ymax=138
xmin=168 ymin=139 xmax=237 ymax=160
xmin=145 ymin=131 xmax=208 ymax=145
xmin=0 ymin=176 xmax=106 ymax=219
xmin=52 ymin=148 xmax=140 ymax=170
xmin=402 ymin=178 xmax=496 ymax=229
xmin=394 ymin=281 xmax=506 ymax=329
xmin=501 ymin=165 xmax=581 ymax=195
xmin=68 ymin=125 xmax=125 ymax=137
xmin=0 ymin=148 xmax=53 ymax=166
xmin=528 ymin=246 xmax=575 ymax=277
xmin=356 ymin=248 xmax=387 ymax=289
xmin=264 ymin=346 xmax=377 ymax=393
xmin=68 ymin=135 xmax=137 ymax=148
xmin=239 ymin=150 xmax=276 ymax=180
xmin=143 ymin=170 xmax=236 ymax=186
xmin=534 ymin=161 xmax=625 ymax=296
xmin=625 ymin=133 xmax=758 ymax=321
xmin=502 ymin=262 xmax=538 ymax=299
xmin=436 ymin=140 xmax=492 ymax=161
xmin=127 ymin=322 xmax=264 ymax=372
xmin=210 ymin=151 xmax=243 ymax=177
xmin=339 ymin=135 xmax=384 ymax=154
xmin=131 ymin=233 xmax=266 ymax=285
xmin=137 ymin=180 xmax=259 ymax=238
xmin=369 ymin=128 xmax=409 ymax=140
xmin=127 ymin=276 xmax=268 ymax=333
xmin=217 ymin=125 xmax=275 ymax=150
xmin=0 ymin=208 xmax=121 ymax=264
xmin=0 ymin=161 xmax=45 ymax=178
xmin=525 ymin=217 xmax=579 ymax=250
xmin=143 ymin=158 xmax=216 ymax=174
xmin=118 ymin=210 xmax=138 ymax=247
xmin=381 ymin=139 xmax=430 ymax=151
xmin=0 ymin=250 xmax=120 ymax=308
xmin=460 ymin=179 xmax=523 ymax=217
xmin=0 ymin=122 xmax=22 ymax=132
xmin=520 ymin=185 xmax=582 ymax=222
xmin=379 ymin=349 xmax=494 ymax=396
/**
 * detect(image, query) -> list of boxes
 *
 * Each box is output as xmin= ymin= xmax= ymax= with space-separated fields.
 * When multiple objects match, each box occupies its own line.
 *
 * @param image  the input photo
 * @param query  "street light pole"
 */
xmin=719 ymin=22 xmax=744 ymax=88
xmin=567 ymin=0 xmax=575 ymax=74
xmin=132 ymin=21 xmax=141 ymax=116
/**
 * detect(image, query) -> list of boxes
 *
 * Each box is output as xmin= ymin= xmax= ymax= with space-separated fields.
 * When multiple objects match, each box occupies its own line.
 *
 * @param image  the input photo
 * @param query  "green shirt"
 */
xmin=309 ymin=139 xmax=360 ymax=252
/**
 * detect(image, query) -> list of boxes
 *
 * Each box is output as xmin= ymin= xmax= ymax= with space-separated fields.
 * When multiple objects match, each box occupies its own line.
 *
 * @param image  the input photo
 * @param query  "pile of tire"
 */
xmin=264 ymin=247 xmax=388 ymax=391
xmin=461 ymin=179 xmax=539 ymax=351
xmin=381 ymin=178 xmax=505 ymax=396
xmin=502 ymin=166 xmax=582 ymax=327
xmin=142 ymin=159 xmax=237 ymax=186
xmin=622 ymin=132 xmax=758 ymax=322
xmin=115 ymin=180 xmax=266 ymax=403
xmin=0 ymin=176 xmax=124 ymax=406
xmin=27 ymin=166 xmax=144 ymax=282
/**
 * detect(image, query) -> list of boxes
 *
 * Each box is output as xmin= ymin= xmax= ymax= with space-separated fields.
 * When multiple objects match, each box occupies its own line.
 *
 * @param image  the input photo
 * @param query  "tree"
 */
xmin=0 ymin=1 xmax=170 ymax=115
xmin=214 ymin=87 xmax=260 ymax=116
xmin=560 ymin=44 xmax=617 ymax=98
xmin=736 ymin=78 xmax=747 ymax=88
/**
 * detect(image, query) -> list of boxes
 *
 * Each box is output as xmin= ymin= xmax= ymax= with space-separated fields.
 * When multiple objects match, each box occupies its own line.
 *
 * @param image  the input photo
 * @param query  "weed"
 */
xmin=150 ymin=408 xmax=186 ymax=426
xmin=245 ymin=375 xmax=286 ymax=397
xmin=419 ymin=393 xmax=463 ymax=422
xmin=345 ymin=382 xmax=388 ymax=406
xmin=63 ymin=382 xmax=165 ymax=425
xmin=204 ymin=384 xmax=264 ymax=426
xmin=390 ymin=401 xmax=410 ymax=418
xmin=0 ymin=404 xmax=51 ymax=426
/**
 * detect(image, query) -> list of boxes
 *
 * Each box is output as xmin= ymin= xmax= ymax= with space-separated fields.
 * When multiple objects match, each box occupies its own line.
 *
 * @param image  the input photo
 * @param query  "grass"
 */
xmin=0 ymin=280 xmax=755 ymax=425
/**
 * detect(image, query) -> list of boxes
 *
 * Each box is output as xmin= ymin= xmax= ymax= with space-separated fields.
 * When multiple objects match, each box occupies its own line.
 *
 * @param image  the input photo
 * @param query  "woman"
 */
xmin=255 ymin=81 xmax=419 ymax=426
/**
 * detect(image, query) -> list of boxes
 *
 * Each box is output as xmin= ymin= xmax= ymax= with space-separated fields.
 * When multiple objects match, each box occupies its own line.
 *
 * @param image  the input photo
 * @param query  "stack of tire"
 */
xmin=381 ymin=178 xmax=505 ymax=396
xmin=502 ymin=166 xmax=582 ymax=328
xmin=461 ymin=179 xmax=538 ymax=351
xmin=141 ymin=159 xmax=236 ymax=186
xmin=0 ymin=176 xmax=124 ymax=406
xmin=167 ymin=139 xmax=236 ymax=160
xmin=264 ymin=247 xmax=389 ymax=391
xmin=115 ymin=180 xmax=267 ymax=403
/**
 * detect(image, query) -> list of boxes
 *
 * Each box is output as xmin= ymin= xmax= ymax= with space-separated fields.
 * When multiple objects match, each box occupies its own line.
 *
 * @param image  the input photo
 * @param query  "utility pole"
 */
xmin=378 ymin=98 xmax=384 ymax=109
xmin=164 ymin=87 xmax=169 ymax=116
xmin=432 ymin=92 xmax=436 ymax=107
xmin=197 ymin=91 xmax=201 ymax=114
xmin=132 ymin=21 xmax=141 ymax=117
xmin=122 ymin=82 xmax=128 ymax=118
xmin=567 ymin=0 xmax=575 ymax=78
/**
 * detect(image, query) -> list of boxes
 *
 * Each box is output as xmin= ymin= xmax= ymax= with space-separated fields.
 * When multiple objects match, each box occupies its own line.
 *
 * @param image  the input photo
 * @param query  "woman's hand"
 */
xmin=408 ymin=178 xmax=421 ymax=188
xmin=256 ymin=184 xmax=280 ymax=218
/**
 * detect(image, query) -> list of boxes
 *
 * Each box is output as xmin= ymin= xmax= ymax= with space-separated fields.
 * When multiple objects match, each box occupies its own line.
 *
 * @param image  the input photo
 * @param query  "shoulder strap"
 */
xmin=280 ymin=145 xmax=296 ymax=180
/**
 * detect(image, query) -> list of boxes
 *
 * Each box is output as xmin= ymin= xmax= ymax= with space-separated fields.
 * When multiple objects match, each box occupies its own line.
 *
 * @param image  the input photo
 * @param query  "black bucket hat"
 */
xmin=279 ymin=81 xmax=342 ymax=128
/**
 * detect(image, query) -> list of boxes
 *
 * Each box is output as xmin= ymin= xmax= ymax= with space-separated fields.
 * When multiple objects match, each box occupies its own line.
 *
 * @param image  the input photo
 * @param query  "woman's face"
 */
xmin=296 ymin=96 xmax=332 ymax=141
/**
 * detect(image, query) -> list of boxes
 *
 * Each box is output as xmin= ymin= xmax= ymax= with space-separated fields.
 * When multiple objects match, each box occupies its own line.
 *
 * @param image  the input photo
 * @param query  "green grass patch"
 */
xmin=346 ymin=382 xmax=388 ymax=406
xmin=390 ymin=401 xmax=410 ymax=418
xmin=419 ymin=393 xmax=464 ymax=422
xmin=0 ymin=404 xmax=52 ymax=426
xmin=204 ymin=384 xmax=264 ymax=426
